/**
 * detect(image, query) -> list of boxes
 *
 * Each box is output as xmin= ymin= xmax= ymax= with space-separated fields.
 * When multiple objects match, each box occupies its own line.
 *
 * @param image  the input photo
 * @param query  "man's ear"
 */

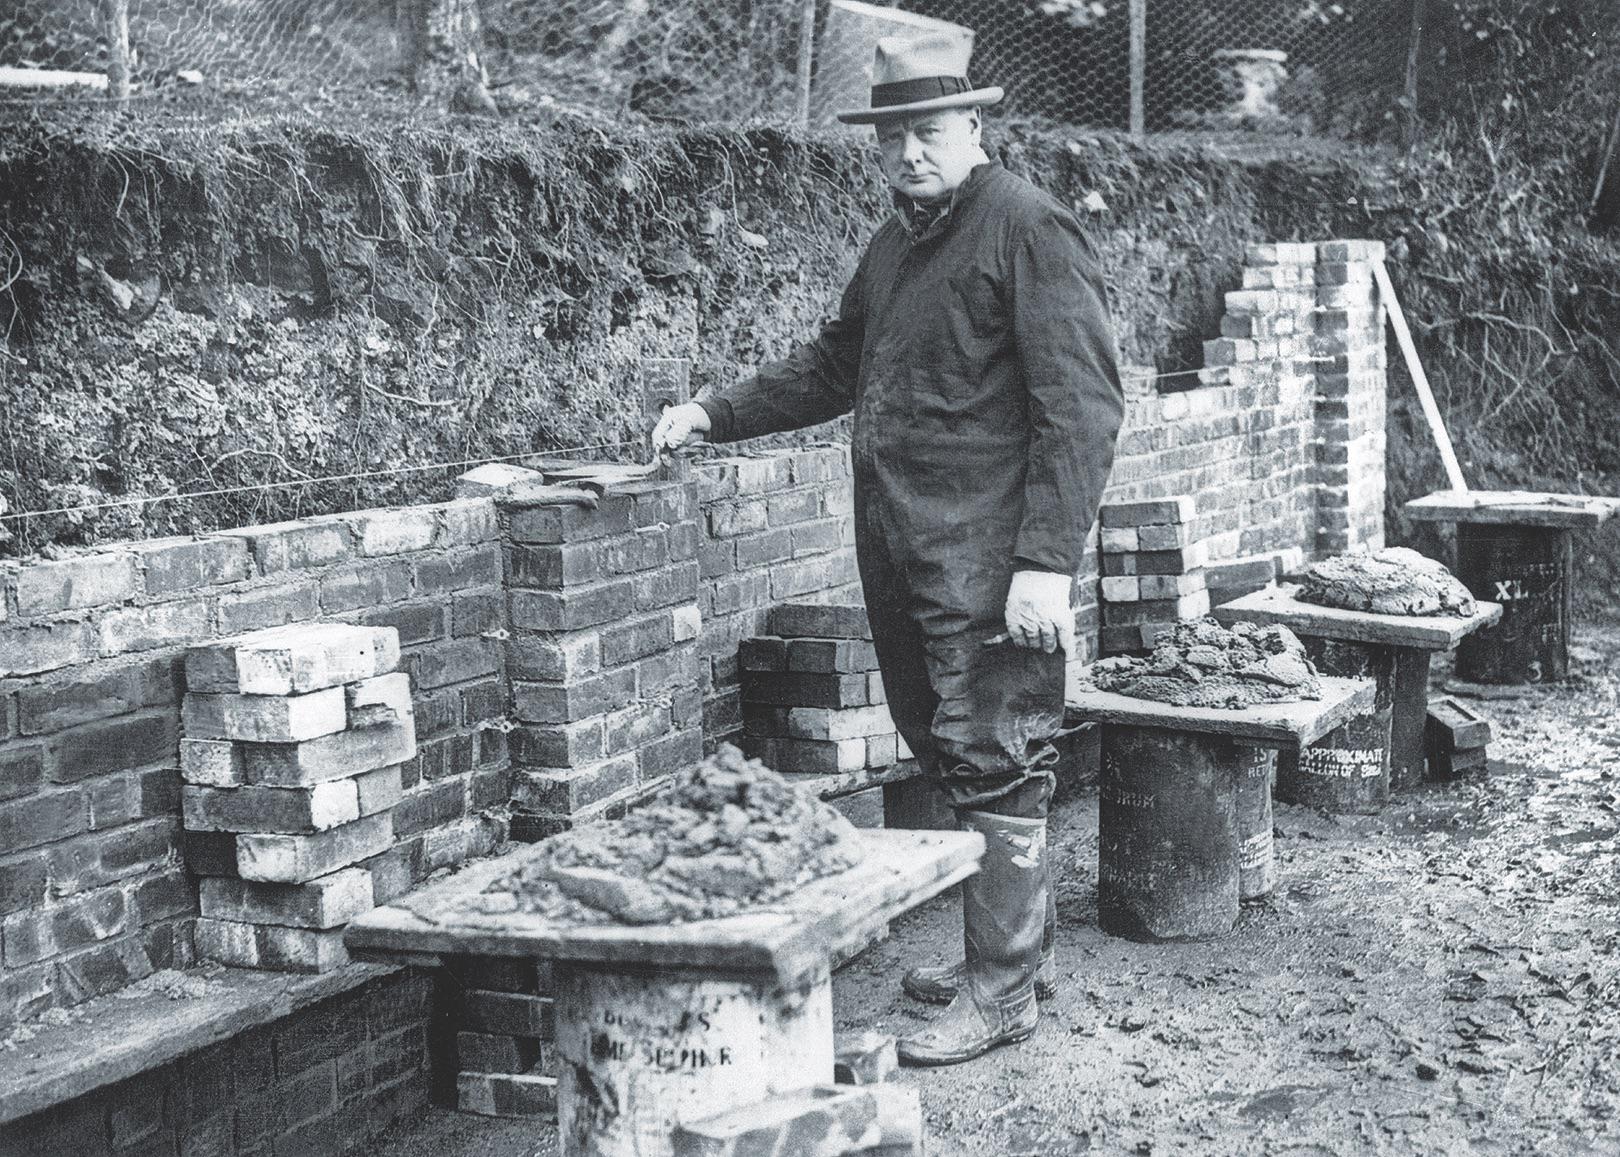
xmin=967 ymin=108 xmax=982 ymax=143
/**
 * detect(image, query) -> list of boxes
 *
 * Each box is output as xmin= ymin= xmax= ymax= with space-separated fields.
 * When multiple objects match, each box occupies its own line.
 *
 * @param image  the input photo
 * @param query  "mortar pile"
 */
xmin=487 ymin=745 xmax=864 ymax=925
xmin=1296 ymin=547 xmax=1477 ymax=617
xmin=1090 ymin=617 xmax=1321 ymax=708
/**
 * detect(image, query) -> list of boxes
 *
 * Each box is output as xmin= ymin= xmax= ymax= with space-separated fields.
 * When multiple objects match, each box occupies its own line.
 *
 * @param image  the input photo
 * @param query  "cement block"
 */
xmin=235 ymin=812 xmax=394 ymax=883
xmin=181 ymin=688 xmax=349 ymax=744
xmin=455 ymin=463 xmax=544 ymax=497
xmin=185 ymin=623 xmax=400 ymax=696
xmin=198 ymin=867 xmax=374 ymax=929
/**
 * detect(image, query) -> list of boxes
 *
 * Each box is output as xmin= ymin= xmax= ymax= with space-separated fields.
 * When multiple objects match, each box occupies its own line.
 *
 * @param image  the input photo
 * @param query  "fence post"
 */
xmin=103 ymin=0 xmax=131 ymax=101
xmin=1128 ymin=0 xmax=1145 ymax=139
xmin=796 ymin=0 xmax=816 ymax=126
xmin=1402 ymin=0 xmax=1425 ymax=149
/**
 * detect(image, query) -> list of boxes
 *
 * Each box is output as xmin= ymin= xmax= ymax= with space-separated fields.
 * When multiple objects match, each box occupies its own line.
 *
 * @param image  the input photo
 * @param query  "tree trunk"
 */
xmin=399 ymin=0 xmax=496 ymax=114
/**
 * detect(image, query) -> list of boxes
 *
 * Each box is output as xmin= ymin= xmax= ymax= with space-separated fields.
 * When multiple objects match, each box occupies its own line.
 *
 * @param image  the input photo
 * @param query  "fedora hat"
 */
xmin=837 ymin=32 xmax=1004 ymax=125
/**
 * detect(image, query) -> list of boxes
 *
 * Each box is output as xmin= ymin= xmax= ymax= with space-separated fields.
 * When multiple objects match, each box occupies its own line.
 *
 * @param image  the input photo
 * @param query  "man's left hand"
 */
xmin=1004 ymin=570 xmax=1076 ymax=658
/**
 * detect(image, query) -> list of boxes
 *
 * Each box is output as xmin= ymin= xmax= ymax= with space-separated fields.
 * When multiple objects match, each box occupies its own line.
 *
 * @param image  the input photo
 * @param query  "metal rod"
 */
xmin=1373 ymin=258 xmax=1468 ymax=493
xmin=796 ymin=0 xmax=816 ymax=126
xmin=1128 ymin=0 xmax=1146 ymax=139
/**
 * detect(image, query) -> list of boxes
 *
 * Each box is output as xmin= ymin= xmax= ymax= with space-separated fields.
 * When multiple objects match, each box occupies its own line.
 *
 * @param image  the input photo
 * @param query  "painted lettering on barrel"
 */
xmin=1101 ymin=783 xmax=1156 ymax=809
xmin=589 ymin=1004 xmax=737 ymax=1072
xmin=1297 ymin=746 xmax=1382 ymax=779
xmin=1240 ymin=832 xmax=1272 ymax=869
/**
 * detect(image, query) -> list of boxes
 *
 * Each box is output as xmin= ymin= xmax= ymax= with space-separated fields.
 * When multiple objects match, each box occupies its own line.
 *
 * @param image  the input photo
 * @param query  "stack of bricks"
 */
xmin=1098 ymin=497 xmax=1210 ymax=657
xmin=738 ymin=603 xmax=910 ymax=778
xmin=178 ymin=623 xmax=413 ymax=972
xmin=1425 ymin=697 xmax=1492 ymax=780
xmin=500 ymin=476 xmax=706 ymax=841
xmin=1311 ymin=239 xmax=1389 ymax=556
xmin=443 ymin=955 xmax=558 ymax=1118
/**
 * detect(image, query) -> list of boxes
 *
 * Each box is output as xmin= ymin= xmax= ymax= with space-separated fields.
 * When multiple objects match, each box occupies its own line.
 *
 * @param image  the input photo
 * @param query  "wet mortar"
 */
xmin=1297 ymin=547 xmax=1478 ymax=617
xmin=1089 ymin=618 xmax=1321 ymax=708
xmin=380 ymin=627 xmax=1620 ymax=1157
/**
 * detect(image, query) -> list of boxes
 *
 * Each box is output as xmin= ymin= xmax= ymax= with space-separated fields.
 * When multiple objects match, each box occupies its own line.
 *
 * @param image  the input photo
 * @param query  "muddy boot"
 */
xmin=901 ymin=885 xmax=1057 ymax=1004
xmin=897 ymin=811 xmax=1047 ymax=1067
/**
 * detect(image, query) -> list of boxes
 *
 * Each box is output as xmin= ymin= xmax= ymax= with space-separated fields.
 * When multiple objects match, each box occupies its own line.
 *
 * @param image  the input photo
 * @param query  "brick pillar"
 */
xmin=498 ymin=478 xmax=705 ymax=840
xmin=1312 ymin=239 xmax=1389 ymax=556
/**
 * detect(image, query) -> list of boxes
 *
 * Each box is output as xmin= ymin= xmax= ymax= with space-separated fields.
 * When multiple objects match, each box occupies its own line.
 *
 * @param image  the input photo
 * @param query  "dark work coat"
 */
xmin=700 ymin=159 xmax=1124 ymax=637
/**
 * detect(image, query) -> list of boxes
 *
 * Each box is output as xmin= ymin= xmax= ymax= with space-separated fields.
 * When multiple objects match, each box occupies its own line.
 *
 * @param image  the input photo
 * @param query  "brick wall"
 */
xmin=0 ymin=968 xmax=432 ymax=1156
xmin=0 ymin=501 xmax=510 ymax=1027
xmin=693 ymin=447 xmax=862 ymax=751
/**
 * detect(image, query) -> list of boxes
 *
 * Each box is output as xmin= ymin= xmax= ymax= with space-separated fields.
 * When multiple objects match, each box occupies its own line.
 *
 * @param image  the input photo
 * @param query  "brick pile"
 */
xmin=445 ymin=955 xmax=559 ymax=1118
xmin=738 ymin=603 xmax=911 ymax=777
xmin=1097 ymin=498 xmax=1210 ymax=657
xmin=180 ymin=623 xmax=412 ymax=972
xmin=1425 ymin=697 xmax=1493 ymax=780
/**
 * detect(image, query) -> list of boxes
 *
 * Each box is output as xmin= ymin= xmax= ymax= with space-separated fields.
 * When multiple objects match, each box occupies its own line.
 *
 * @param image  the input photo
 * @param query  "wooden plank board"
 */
xmin=781 ymin=759 xmax=924 ymax=801
xmin=344 ymin=829 xmax=982 ymax=983
xmin=1064 ymin=675 xmax=1374 ymax=750
xmin=0 ymin=962 xmax=396 ymax=1126
xmin=1405 ymin=490 xmax=1620 ymax=528
xmin=1212 ymin=585 xmax=1502 ymax=650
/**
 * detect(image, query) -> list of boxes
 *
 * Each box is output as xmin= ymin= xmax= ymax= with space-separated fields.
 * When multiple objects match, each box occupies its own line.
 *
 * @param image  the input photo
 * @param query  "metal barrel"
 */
xmin=1235 ymin=746 xmax=1277 ymax=900
xmin=1388 ymin=646 xmax=1432 ymax=788
xmin=1276 ymin=636 xmax=1393 ymax=814
xmin=1097 ymin=724 xmax=1241 ymax=941
xmin=554 ymin=962 xmax=833 ymax=1157
xmin=1455 ymin=523 xmax=1573 ymax=684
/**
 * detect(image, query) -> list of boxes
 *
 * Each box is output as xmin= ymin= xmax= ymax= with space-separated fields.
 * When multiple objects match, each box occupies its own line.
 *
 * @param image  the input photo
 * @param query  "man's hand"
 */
xmin=1004 ymin=570 xmax=1077 ymax=658
xmin=651 ymin=402 xmax=712 ymax=455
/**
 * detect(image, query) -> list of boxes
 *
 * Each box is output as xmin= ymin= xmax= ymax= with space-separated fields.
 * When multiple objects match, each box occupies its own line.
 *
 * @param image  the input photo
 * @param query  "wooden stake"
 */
xmin=103 ymin=0 xmax=131 ymax=101
xmin=1372 ymin=258 xmax=1468 ymax=494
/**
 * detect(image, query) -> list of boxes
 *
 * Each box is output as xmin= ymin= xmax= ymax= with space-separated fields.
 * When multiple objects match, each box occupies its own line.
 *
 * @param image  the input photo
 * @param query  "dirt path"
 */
xmin=388 ymin=627 xmax=1620 ymax=1156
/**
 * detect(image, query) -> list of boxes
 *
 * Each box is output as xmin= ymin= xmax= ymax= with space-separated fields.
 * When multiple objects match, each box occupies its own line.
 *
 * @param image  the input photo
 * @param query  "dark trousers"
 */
xmin=860 ymin=550 xmax=1066 ymax=821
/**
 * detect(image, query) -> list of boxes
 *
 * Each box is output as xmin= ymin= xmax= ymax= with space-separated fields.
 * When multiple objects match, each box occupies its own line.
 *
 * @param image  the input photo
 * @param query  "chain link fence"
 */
xmin=0 ymin=1 xmax=1608 ymax=147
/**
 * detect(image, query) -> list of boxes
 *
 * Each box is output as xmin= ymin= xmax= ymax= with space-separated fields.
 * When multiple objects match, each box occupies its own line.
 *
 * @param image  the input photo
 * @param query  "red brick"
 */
xmin=601 ymin=613 xmax=674 ymax=668
xmin=510 ymin=579 xmax=636 ymax=631
xmin=767 ymin=603 xmax=870 ymax=639
xmin=133 ymin=869 xmax=198 ymax=924
xmin=97 ymin=599 xmax=212 ymax=657
xmin=224 ymin=520 xmax=351 ymax=573
xmin=364 ymin=602 xmax=446 ymax=646
xmin=0 ymin=744 xmax=44 ymax=801
xmin=457 ymin=1071 xmax=557 ymax=1118
xmin=17 ymin=666 xmax=140 ymax=735
xmin=505 ymin=496 xmax=633 ymax=544
xmin=97 ymin=817 xmax=181 ymax=878
xmin=0 ymin=854 xmax=48 ymax=915
xmin=200 ymin=868 xmax=373 ymax=929
xmin=506 ymin=634 xmax=600 ymax=682
xmin=239 ymin=720 xmax=415 ymax=786
xmin=415 ymin=546 xmax=501 ymax=595
xmin=452 ymin=591 xmax=503 ymax=638
xmin=707 ymin=571 xmax=772 ymax=616
xmin=511 ymin=755 xmax=638 ymax=813
xmin=766 ymin=488 xmax=821 ymax=527
xmin=350 ymin=508 xmax=440 ymax=556
xmin=771 ymin=553 xmax=856 ymax=600
xmin=217 ymin=584 xmax=319 ymax=634
xmin=414 ymin=638 xmax=500 ymax=689
xmin=787 ymin=639 xmax=878 ymax=673
xmin=634 ymin=563 xmax=699 ymax=612
xmin=462 ymin=990 xmax=554 ymax=1036
xmin=699 ymin=537 xmax=737 ymax=579
xmin=136 ymin=537 xmax=252 ymax=595
xmin=673 ymin=1086 xmax=879 ymax=1157
xmin=319 ymin=562 xmax=412 ymax=613
xmin=734 ymin=528 xmax=794 ymax=571
xmin=3 ymin=887 xmax=126 ymax=966
xmin=0 ymin=621 xmax=100 ymax=676
xmin=791 ymin=518 xmax=844 ymax=557
xmin=182 ymin=830 xmax=239 ymax=876
xmin=47 ymin=711 xmax=176 ymax=784
xmin=236 ymin=813 xmax=394 ymax=883
xmin=511 ymin=719 xmax=605 ymax=768
xmin=743 ymin=672 xmax=871 ymax=709
xmin=512 ymin=668 xmax=638 ymax=724
xmin=183 ymin=688 xmax=346 ymax=744
xmin=707 ymin=498 xmax=768 ymax=538
xmin=638 ymin=728 xmax=704 ymax=780
xmin=457 ymin=1031 xmax=543 ymax=1074
xmin=604 ymin=702 xmax=671 ymax=756
xmin=15 ymin=552 xmax=138 ymax=615
xmin=392 ymin=780 xmax=466 ymax=837
xmin=507 ymin=542 xmax=601 ymax=589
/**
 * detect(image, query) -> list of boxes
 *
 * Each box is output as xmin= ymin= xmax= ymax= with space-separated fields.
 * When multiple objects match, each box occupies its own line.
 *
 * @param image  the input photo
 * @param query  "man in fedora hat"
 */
xmin=654 ymin=32 xmax=1123 ymax=1066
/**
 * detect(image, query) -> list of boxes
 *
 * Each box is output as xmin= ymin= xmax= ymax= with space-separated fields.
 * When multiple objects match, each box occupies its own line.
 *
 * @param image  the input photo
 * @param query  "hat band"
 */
xmin=870 ymin=75 xmax=973 ymax=109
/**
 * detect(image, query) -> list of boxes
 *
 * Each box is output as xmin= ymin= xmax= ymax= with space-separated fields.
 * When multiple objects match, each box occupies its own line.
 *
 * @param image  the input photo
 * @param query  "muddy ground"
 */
xmin=390 ymin=626 xmax=1620 ymax=1157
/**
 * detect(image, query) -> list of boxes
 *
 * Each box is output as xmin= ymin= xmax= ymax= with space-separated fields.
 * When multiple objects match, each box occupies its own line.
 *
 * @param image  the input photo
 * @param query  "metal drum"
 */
xmin=1276 ymin=636 xmax=1393 ymax=814
xmin=1455 ymin=523 xmax=1573 ymax=684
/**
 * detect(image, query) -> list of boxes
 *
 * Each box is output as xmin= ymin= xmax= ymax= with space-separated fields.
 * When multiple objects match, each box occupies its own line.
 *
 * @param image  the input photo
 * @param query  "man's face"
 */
xmin=876 ymin=108 xmax=982 ymax=204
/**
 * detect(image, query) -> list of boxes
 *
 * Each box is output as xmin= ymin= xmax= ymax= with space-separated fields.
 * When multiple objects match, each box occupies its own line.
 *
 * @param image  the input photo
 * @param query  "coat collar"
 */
xmin=893 ymin=159 xmax=1000 ymax=242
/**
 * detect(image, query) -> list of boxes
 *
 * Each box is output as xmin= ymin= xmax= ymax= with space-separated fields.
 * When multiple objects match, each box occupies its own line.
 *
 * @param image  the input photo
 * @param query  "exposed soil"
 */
xmin=383 ymin=625 xmax=1620 ymax=1157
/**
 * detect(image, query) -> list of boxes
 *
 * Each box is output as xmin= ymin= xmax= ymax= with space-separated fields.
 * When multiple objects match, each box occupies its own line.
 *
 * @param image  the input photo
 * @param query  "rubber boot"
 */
xmin=901 ymin=886 xmax=1058 ymax=1005
xmin=897 ymin=811 xmax=1047 ymax=1067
